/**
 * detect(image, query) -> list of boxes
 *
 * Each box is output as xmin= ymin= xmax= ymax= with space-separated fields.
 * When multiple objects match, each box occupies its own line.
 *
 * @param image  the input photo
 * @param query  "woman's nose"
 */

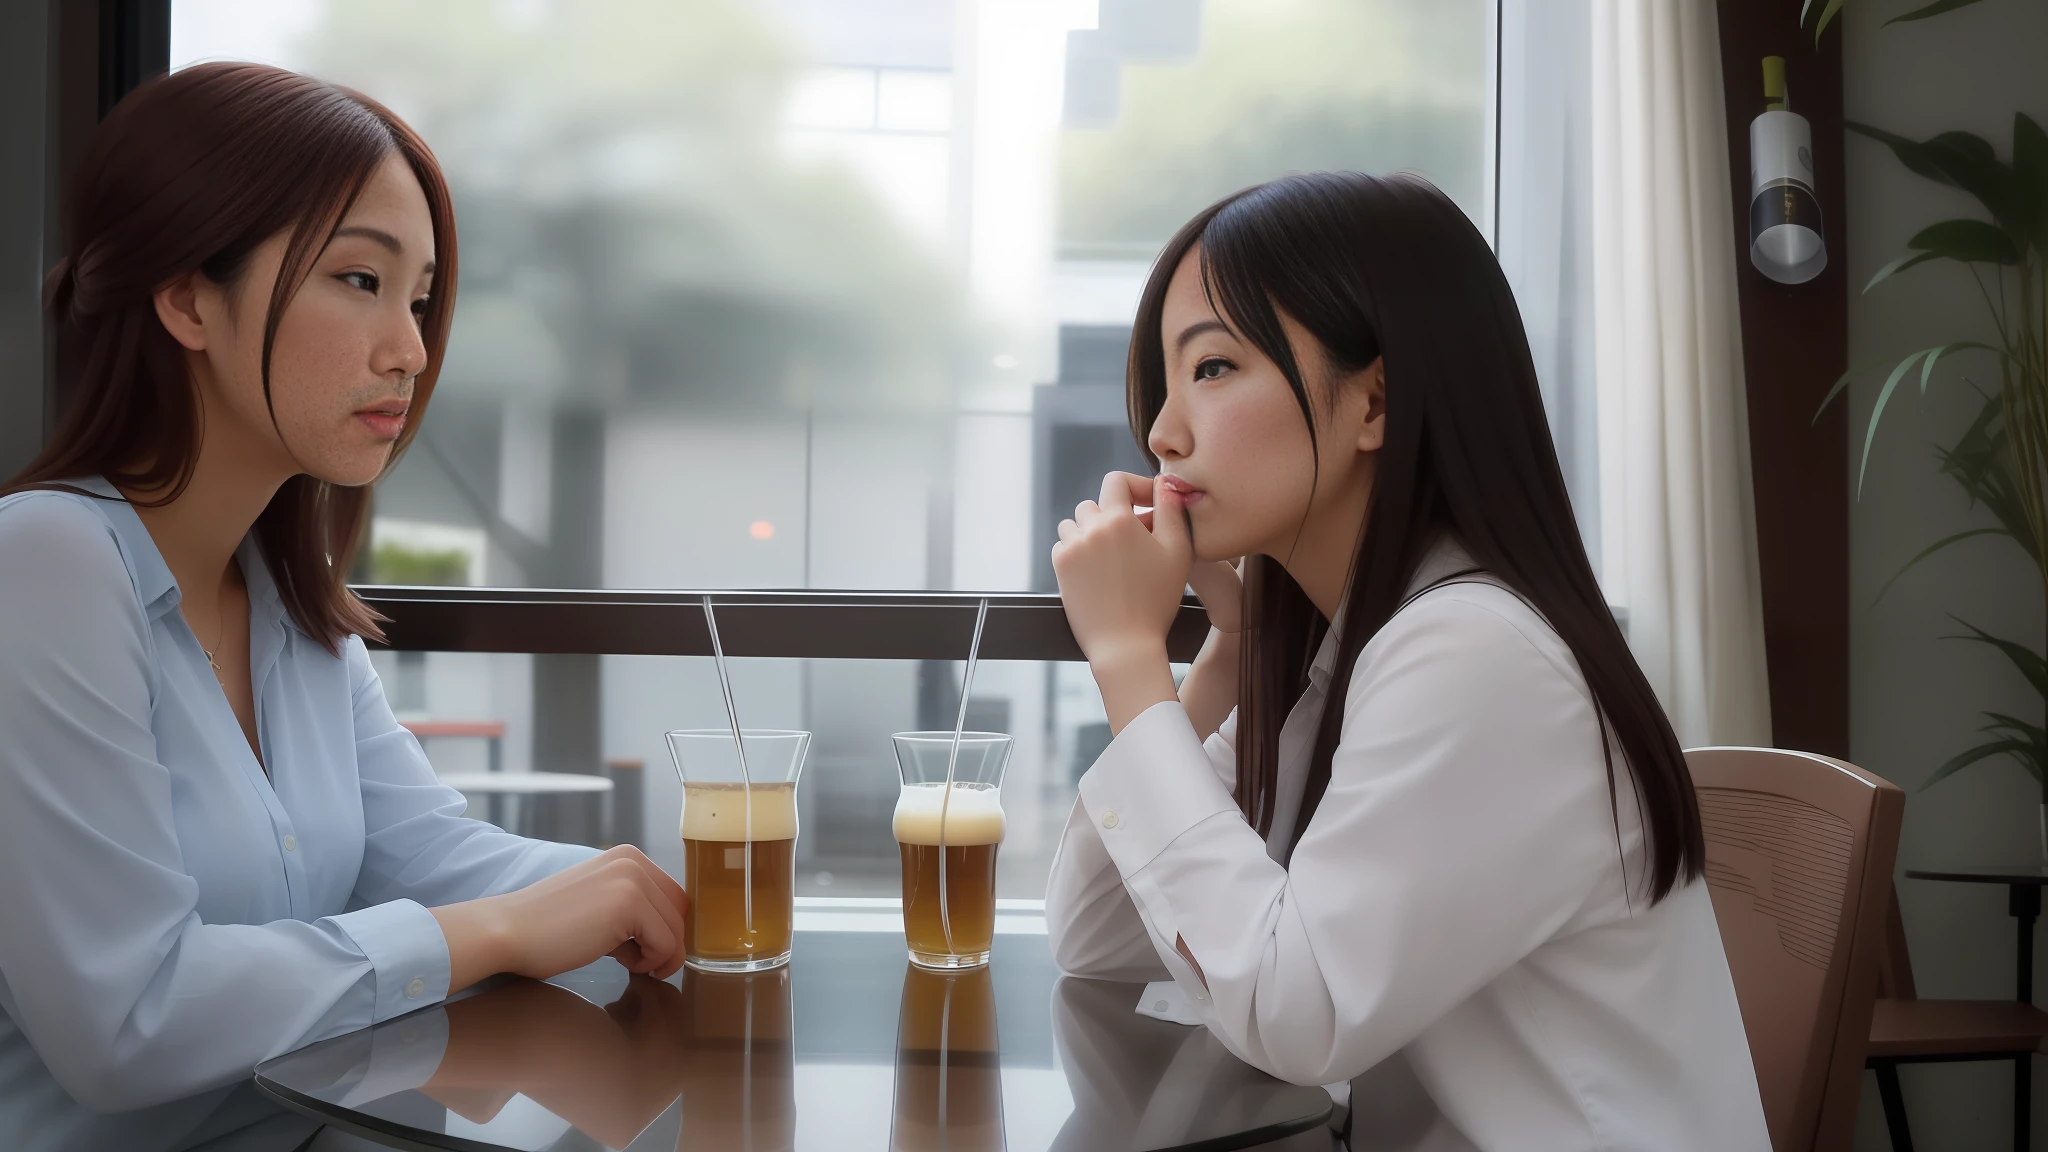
xmin=382 ymin=309 xmax=428 ymax=381
xmin=1148 ymin=393 xmax=1192 ymax=460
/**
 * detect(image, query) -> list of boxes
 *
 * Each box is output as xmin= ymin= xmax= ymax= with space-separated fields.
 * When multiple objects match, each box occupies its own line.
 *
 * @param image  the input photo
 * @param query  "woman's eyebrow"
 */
xmin=334 ymin=225 xmax=404 ymax=254
xmin=1173 ymin=318 xmax=1230 ymax=353
xmin=332 ymin=225 xmax=435 ymax=276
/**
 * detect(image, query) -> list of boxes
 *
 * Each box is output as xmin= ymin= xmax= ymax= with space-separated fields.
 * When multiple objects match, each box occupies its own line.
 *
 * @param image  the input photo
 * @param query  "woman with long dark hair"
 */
xmin=0 ymin=63 xmax=690 ymax=1129
xmin=1045 ymin=173 xmax=1768 ymax=1150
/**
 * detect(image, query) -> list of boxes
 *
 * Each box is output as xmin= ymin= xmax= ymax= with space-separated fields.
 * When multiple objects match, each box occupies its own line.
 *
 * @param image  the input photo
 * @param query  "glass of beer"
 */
xmin=666 ymin=728 xmax=809 ymax=973
xmin=890 ymin=731 xmax=1010 ymax=969
xmin=890 ymin=964 xmax=1003 ymax=1151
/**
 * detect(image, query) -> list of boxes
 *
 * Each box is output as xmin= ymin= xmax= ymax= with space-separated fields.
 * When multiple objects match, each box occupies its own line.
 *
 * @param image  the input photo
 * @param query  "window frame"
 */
xmin=358 ymin=585 xmax=1210 ymax=663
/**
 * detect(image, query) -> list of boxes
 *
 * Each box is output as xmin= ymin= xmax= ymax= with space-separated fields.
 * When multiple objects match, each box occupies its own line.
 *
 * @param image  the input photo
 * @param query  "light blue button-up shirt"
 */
xmin=0 ymin=478 xmax=598 ymax=1136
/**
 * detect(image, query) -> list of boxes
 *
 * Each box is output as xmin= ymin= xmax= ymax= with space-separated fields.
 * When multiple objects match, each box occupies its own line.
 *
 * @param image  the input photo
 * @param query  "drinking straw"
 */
xmin=937 ymin=598 xmax=990 ymax=958
xmin=702 ymin=595 xmax=754 ymax=938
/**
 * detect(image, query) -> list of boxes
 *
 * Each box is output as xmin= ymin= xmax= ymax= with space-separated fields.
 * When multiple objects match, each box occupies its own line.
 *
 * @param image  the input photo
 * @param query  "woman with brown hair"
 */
xmin=1044 ymin=173 xmax=1768 ymax=1150
xmin=0 ymin=63 xmax=689 ymax=1126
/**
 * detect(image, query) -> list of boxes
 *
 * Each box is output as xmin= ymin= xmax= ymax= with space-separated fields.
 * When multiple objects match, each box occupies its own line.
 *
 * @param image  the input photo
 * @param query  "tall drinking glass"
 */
xmin=891 ymin=731 xmax=1010 ymax=969
xmin=666 ymin=728 xmax=810 ymax=973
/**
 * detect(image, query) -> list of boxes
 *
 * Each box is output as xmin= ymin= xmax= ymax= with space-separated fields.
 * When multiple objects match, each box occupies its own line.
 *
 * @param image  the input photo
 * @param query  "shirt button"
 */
xmin=1101 ymin=810 xmax=1120 ymax=829
xmin=282 ymin=835 xmax=297 ymax=852
xmin=406 ymin=977 xmax=425 ymax=999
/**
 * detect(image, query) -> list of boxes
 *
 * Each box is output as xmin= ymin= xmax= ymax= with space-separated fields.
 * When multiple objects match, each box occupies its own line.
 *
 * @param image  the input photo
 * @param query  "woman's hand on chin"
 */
xmin=1052 ymin=471 xmax=1190 ymax=732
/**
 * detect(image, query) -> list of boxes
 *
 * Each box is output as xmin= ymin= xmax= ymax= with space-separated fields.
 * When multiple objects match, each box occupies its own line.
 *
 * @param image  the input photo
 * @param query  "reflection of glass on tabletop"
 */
xmin=891 ymin=963 xmax=1004 ymax=1152
xmin=675 ymin=966 xmax=797 ymax=1152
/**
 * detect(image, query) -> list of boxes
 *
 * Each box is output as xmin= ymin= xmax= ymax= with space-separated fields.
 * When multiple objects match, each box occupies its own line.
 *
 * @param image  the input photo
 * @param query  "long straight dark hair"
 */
xmin=4 ymin=62 xmax=460 ymax=652
xmin=1127 ymin=172 xmax=1703 ymax=903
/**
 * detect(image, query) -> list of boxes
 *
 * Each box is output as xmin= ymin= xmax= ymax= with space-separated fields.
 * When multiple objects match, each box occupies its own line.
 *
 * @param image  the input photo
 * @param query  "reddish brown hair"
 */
xmin=5 ymin=61 xmax=459 ymax=651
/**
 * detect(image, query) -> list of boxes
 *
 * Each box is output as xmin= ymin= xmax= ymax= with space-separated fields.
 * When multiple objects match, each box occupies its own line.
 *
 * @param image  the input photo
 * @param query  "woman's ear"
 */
xmin=152 ymin=272 xmax=211 ymax=353
xmin=1354 ymin=357 xmax=1387 ymax=453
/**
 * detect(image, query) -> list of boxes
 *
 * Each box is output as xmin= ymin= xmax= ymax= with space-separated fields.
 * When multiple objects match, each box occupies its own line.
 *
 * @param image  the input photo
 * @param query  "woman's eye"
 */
xmin=338 ymin=271 xmax=380 ymax=294
xmin=411 ymin=297 xmax=430 ymax=323
xmin=1193 ymin=357 xmax=1232 ymax=381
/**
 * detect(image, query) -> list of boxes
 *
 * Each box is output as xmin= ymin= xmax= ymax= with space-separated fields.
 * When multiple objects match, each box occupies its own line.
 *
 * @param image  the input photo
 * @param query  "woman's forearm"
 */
xmin=431 ymin=899 xmax=515 ymax=995
xmin=1091 ymin=641 xmax=1183 ymax=736
xmin=1179 ymin=627 xmax=1241 ymax=740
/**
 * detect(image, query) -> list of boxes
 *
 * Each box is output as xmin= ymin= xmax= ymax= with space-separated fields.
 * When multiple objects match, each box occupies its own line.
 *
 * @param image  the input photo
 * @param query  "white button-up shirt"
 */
xmin=1045 ymin=540 xmax=1769 ymax=1151
xmin=0 ymin=480 xmax=598 ymax=1139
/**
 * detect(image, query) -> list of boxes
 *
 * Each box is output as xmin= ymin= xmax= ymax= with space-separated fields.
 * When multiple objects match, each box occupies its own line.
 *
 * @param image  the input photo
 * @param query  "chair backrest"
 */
xmin=1686 ymin=747 xmax=1904 ymax=1152
xmin=1875 ymin=885 xmax=1917 ymax=1001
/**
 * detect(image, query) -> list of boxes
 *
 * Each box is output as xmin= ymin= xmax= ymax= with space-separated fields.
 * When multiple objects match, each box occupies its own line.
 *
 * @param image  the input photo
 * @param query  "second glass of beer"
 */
xmin=666 ymin=728 xmax=809 ymax=973
xmin=890 ymin=731 xmax=1010 ymax=969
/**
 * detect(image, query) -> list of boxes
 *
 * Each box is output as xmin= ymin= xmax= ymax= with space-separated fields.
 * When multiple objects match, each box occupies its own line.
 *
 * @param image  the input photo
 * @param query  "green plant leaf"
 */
xmin=1857 ymin=349 xmax=1934 ymax=497
xmin=1799 ymin=0 xmax=1815 ymax=25
xmin=1814 ymin=365 xmax=1860 ymax=423
xmin=1870 ymin=526 xmax=2012 ymax=604
xmin=1908 ymin=218 xmax=2022 ymax=264
xmin=1813 ymin=0 xmax=1848 ymax=41
xmin=1865 ymin=250 xmax=1941 ymax=292
xmin=1849 ymin=122 xmax=2028 ymax=240
xmin=1980 ymin=711 xmax=2048 ymax=747
xmin=1919 ymin=344 xmax=1947 ymax=395
xmin=1885 ymin=0 xmax=1994 ymax=25
xmin=1922 ymin=737 xmax=2037 ymax=791
xmin=2014 ymin=112 xmax=2048 ymax=251
xmin=1930 ymin=390 xmax=2042 ymax=565
xmin=1945 ymin=616 xmax=2048 ymax=699
xmin=1848 ymin=121 xmax=1953 ymax=184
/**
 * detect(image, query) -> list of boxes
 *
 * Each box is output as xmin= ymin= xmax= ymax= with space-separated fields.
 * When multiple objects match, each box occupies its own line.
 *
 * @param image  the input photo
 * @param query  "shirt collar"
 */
xmin=67 ymin=476 xmax=181 ymax=621
xmin=68 ymin=475 xmax=291 ymax=633
xmin=1306 ymin=533 xmax=1481 ymax=688
xmin=236 ymin=532 xmax=295 ymax=635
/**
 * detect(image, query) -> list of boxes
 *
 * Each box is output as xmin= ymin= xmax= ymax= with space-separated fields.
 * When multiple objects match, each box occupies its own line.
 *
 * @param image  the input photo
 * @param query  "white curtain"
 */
xmin=1589 ymin=0 xmax=1773 ymax=748
xmin=1498 ymin=0 xmax=1600 ymax=565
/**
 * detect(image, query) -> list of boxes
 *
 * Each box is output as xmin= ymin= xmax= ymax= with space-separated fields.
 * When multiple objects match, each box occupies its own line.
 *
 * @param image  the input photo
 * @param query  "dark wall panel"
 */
xmin=1715 ymin=0 xmax=1851 ymax=757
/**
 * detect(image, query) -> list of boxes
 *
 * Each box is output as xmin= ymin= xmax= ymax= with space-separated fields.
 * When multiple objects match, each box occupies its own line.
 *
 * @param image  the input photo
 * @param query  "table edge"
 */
xmin=1906 ymin=867 xmax=2048 ymax=884
xmin=252 ymin=1073 xmax=509 ymax=1152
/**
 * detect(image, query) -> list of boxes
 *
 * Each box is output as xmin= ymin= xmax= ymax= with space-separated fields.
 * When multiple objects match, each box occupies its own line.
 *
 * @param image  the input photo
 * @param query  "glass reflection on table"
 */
xmin=678 ymin=968 xmax=796 ymax=1152
xmin=419 ymin=966 xmax=794 ymax=1152
xmin=892 ymin=965 xmax=1002 ymax=1151
xmin=250 ymin=932 xmax=1331 ymax=1151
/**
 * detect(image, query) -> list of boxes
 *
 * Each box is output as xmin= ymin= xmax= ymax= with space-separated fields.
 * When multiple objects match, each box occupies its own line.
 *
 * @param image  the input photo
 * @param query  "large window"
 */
xmin=171 ymin=0 xmax=1497 ymax=897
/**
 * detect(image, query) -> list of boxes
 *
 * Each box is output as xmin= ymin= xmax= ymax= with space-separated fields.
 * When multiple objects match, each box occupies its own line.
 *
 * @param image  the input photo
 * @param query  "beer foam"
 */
xmin=892 ymin=782 xmax=1006 ymax=846
xmin=680 ymin=782 xmax=798 ymax=841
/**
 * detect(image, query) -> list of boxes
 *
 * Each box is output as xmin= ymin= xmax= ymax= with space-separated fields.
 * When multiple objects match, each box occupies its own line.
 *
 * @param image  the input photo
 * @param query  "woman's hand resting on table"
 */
xmin=431 ymin=845 xmax=691 ymax=994
xmin=1053 ymin=472 xmax=1244 ymax=733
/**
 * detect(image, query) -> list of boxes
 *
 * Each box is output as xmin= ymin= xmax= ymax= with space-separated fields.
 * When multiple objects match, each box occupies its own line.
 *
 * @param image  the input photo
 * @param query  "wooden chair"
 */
xmin=1866 ymin=886 xmax=2048 ymax=1151
xmin=1687 ymin=747 xmax=1904 ymax=1151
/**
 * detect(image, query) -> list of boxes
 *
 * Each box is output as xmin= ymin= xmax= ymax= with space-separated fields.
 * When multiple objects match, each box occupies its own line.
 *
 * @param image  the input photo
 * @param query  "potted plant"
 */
xmin=1810 ymin=0 xmax=2048 ymax=852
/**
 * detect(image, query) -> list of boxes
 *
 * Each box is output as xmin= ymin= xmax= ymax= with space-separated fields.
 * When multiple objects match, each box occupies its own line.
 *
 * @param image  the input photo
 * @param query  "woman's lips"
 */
xmin=356 ymin=409 xmax=408 ymax=439
xmin=1158 ymin=474 xmax=1206 ymax=505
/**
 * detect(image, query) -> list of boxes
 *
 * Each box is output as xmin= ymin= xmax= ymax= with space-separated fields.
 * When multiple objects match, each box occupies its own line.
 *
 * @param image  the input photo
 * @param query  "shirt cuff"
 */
xmin=1077 ymin=701 xmax=1240 ymax=877
xmin=329 ymin=898 xmax=453 ymax=1023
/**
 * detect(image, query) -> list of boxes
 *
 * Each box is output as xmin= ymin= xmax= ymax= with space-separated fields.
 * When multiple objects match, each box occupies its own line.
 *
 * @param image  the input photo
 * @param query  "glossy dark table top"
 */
xmin=1906 ymin=863 xmax=2048 ymax=885
xmin=251 ymin=928 xmax=1332 ymax=1151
